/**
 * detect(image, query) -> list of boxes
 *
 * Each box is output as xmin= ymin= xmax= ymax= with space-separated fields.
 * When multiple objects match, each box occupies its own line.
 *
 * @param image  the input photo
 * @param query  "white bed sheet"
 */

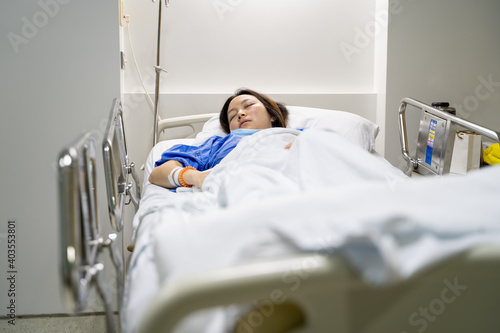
xmin=123 ymin=127 xmax=500 ymax=333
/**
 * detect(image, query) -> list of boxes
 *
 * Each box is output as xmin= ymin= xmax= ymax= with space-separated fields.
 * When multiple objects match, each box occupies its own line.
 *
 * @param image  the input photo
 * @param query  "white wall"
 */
xmin=0 ymin=0 xmax=120 ymax=316
xmin=385 ymin=0 xmax=500 ymax=167
xmin=122 ymin=0 xmax=376 ymax=93
xmin=120 ymin=0 xmax=383 ymax=180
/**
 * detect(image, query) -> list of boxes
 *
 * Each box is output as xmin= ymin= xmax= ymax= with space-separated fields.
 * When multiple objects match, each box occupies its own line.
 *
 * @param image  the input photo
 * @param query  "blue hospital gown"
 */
xmin=154 ymin=133 xmax=245 ymax=171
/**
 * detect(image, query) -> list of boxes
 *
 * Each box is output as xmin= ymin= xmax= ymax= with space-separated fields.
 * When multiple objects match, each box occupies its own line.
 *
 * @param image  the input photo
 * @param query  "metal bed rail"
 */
xmin=398 ymin=97 xmax=500 ymax=176
xmin=58 ymin=133 xmax=123 ymax=333
xmin=149 ymin=113 xmax=218 ymax=148
xmin=157 ymin=113 xmax=218 ymax=136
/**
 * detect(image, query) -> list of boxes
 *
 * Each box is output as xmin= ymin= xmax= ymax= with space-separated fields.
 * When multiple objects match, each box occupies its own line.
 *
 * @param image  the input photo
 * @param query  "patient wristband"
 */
xmin=168 ymin=167 xmax=182 ymax=187
xmin=179 ymin=166 xmax=196 ymax=188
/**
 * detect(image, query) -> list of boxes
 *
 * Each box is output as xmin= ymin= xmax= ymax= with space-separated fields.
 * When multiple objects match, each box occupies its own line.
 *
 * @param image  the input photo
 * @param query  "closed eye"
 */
xmin=228 ymin=110 xmax=237 ymax=121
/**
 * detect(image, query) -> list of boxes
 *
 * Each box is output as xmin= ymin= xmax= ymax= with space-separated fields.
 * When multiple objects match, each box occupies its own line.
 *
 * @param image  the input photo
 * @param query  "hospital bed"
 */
xmin=58 ymin=97 xmax=500 ymax=333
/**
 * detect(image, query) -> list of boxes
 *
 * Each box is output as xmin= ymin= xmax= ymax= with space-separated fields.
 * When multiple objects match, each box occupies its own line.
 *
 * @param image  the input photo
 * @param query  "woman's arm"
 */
xmin=148 ymin=160 xmax=182 ymax=188
xmin=149 ymin=160 xmax=210 ymax=189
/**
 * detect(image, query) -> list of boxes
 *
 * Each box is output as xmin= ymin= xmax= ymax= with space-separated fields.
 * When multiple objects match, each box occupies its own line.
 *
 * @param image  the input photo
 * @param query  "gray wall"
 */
xmin=0 ymin=0 xmax=120 ymax=315
xmin=385 ymin=0 xmax=500 ymax=167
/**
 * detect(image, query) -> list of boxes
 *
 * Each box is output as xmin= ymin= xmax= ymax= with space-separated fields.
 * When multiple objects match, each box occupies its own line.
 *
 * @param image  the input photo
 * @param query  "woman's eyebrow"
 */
xmin=228 ymin=98 xmax=252 ymax=116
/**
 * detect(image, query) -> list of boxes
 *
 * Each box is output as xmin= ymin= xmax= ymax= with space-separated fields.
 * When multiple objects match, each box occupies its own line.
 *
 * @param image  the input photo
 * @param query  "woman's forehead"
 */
xmin=229 ymin=94 xmax=258 ymax=108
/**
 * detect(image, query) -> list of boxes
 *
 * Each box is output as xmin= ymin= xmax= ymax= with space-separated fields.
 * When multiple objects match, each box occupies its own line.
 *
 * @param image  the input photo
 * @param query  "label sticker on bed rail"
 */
xmin=425 ymin=119 xmax=437 ymax=165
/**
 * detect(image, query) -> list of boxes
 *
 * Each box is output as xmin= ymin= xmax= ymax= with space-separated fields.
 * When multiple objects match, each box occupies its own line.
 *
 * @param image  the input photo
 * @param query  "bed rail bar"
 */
xmin=137 ymin=245 xmax=500 ymax=333
xmin=150 ymin=113 xmax=218 ymax=147
xmin=58 ymin=133 xmax=123 ymax=333
xmin=103 ymin=98 xmax=141 ymax=232
xmin=398 ymin=97 xmax=500 ymax=176
xmin=157 ymin=113 xmax=218 ymax=135
xmin=137 ymin=254 xmax=361 ymax=333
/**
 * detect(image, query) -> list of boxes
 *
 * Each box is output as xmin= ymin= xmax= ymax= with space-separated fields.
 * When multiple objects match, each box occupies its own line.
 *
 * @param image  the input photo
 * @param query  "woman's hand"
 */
xmin=284 ymin=140 xmax=295 ymax=150
xmin=183 ymin=169 xmax=211 ymax=189
xmin=149 ymin=160 xmax=211 ymax=189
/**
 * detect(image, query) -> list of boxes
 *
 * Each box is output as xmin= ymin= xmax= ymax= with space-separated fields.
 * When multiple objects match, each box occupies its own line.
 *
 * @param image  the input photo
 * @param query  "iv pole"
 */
xmin=152 ymin=0 xmax=169 ymax=146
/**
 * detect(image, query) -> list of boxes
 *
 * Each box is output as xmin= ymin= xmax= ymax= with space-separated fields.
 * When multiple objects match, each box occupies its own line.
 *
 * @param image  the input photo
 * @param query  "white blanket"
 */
xmin=123 ymin=127 xmax=500 ymax=333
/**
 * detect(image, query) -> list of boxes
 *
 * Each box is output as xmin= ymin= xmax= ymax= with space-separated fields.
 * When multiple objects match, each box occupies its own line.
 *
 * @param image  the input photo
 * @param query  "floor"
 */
xmin=0 ymin=313 xmax=120 ymax=333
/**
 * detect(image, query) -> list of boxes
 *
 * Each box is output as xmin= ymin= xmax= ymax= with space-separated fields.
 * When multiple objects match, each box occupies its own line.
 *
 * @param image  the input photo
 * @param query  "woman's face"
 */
xmin=227 ymin=94 xmax=274 ymax=131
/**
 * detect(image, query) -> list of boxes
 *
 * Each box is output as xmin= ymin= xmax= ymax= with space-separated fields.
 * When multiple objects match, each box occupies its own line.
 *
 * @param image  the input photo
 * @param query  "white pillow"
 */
xmin=193 ymin=106 xmax=379 ymax=151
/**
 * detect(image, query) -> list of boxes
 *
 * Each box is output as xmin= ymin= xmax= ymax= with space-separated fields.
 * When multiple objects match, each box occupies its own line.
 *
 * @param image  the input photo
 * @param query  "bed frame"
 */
xmin=58 ymin=97 xmax=500 ymax=333
xmin=103 ymin=98 xmax=141 ymax=231
xmin=57 ymin=133 xmax=123 ymax=333
xmin=58 ymin=133 xmax=100 ymax=311
xmin=58 ymin=98 xmax=147 ymax=332
xmin=138 ymin=246 xmax=500 ymax=333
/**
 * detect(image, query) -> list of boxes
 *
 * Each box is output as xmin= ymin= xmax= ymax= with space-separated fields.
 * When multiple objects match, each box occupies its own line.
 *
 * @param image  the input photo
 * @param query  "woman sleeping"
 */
xmin=149 ymin=88 xmax=292 ymax=189
xmin=124 ymin=88 xmax=500 ymax=333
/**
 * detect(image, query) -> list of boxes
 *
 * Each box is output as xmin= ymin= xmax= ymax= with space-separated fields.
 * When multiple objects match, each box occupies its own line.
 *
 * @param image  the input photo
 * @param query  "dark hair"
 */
xmin=219 ymin=88 xmax=288 ymax=133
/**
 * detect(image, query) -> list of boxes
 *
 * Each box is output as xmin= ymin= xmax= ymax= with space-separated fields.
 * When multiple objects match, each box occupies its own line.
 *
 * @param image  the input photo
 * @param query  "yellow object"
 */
xmin=484 ymin=143 xmax=500 ymax=165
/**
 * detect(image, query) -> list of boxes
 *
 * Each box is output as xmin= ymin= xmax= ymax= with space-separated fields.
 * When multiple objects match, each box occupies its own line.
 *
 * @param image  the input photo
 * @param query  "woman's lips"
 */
xmin=240 ymin=119 xmax=250 ymax=127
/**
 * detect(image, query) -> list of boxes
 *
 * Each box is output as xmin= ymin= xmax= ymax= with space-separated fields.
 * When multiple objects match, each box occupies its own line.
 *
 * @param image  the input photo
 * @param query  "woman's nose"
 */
xmin=237 ymin=110 xmax=246 ymax=118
